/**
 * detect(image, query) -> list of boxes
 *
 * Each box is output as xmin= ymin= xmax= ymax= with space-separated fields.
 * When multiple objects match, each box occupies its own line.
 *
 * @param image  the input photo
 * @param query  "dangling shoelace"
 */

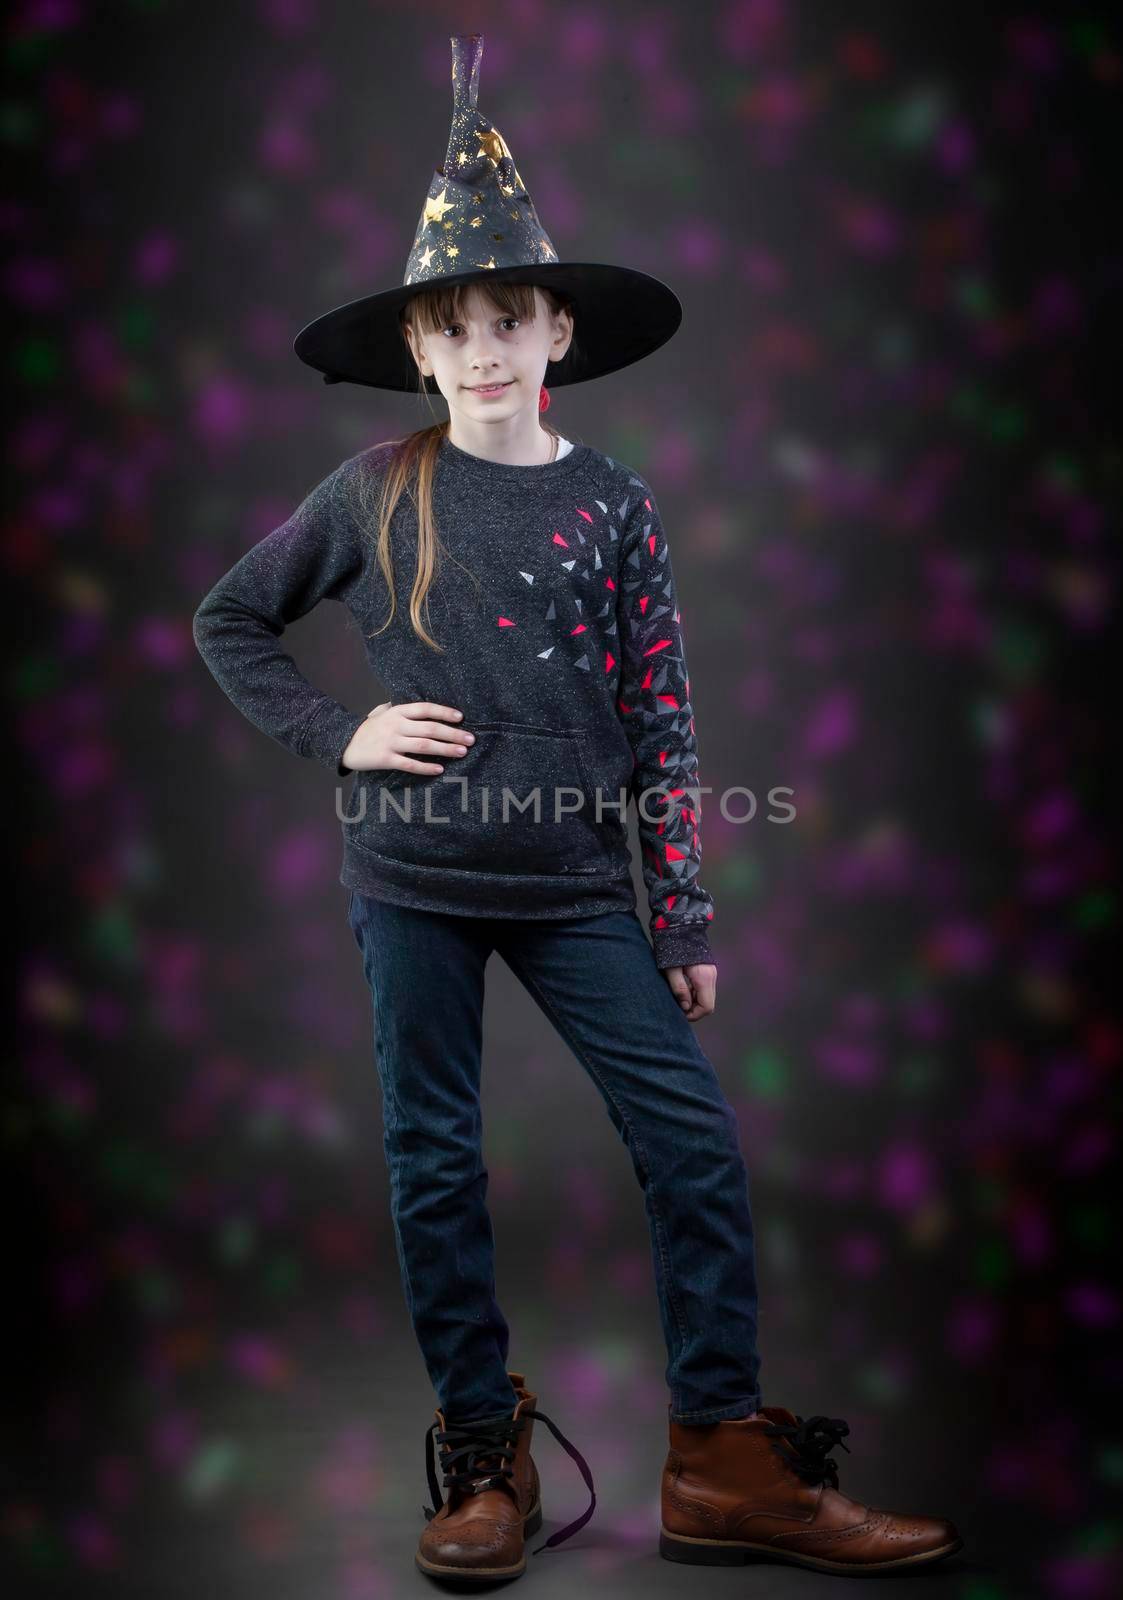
xmin=423 ymin=1406 xmax=596 ymax=1555
xmin=763 ymin=1413 xmax=852 ymax=1489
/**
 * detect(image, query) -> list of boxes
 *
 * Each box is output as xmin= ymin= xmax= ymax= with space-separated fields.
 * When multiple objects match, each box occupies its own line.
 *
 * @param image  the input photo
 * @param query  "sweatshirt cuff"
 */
xmin=299 ymin=699 xmax=368 ymax=775
xmin=652 ymin=922 xmax=716 ymax=971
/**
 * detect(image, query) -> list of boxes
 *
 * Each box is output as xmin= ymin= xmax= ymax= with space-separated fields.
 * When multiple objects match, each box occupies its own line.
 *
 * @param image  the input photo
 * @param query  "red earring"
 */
xmin=538 ymin=383 xmax=551 ymax=413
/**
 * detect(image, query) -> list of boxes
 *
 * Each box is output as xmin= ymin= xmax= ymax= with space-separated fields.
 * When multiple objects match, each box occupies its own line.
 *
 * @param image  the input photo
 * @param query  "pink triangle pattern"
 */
xmin=487 ymin=480 xmax=713 ymax=967
xmin=615 ymin=482 xmax=715 ymax=963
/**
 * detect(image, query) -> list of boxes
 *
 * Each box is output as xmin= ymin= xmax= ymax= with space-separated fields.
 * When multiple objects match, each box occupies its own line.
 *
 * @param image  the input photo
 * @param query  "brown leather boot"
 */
xmin=660 ymin=1405 xmax=963 ymax=1575
xmin=416 ymin=1371 xmax=597 ymax=1584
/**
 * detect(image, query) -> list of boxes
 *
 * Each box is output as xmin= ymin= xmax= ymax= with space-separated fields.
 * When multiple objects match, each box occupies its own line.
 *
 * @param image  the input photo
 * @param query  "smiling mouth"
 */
xmin=466 ymin=380 xmax=513 ymax=392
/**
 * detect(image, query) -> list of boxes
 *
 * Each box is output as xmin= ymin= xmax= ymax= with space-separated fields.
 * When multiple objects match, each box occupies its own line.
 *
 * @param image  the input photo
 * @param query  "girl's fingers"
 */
xmin=397 ymin=702 xmax=465 ymax=723
xmin=663 ymin=965 xmax=716 ymax=1020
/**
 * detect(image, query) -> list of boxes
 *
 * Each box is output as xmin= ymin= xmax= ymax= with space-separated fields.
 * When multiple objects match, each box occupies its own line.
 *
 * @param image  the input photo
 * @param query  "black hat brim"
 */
xmin=292 ymin=262 xmax=682 ymax=393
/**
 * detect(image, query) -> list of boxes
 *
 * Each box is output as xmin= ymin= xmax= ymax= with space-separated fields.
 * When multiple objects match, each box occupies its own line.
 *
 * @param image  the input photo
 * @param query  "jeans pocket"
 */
xmin=346 ymin=886 xmax=365 ymax=954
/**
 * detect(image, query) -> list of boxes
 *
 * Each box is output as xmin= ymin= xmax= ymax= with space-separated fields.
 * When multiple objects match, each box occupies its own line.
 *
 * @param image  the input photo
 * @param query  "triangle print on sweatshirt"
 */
xmin=191 ymin=437 xmax=716 ymax=972
xmin=485 ymin=467 xmax=715 ymax=971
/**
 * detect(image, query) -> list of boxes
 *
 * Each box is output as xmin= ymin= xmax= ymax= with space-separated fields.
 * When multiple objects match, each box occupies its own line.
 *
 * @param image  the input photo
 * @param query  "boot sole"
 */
xmin=660 ymin=1525 xmax=963 ymax=1576
xmin=415 ymin=1500 xmax=543 ymax=1584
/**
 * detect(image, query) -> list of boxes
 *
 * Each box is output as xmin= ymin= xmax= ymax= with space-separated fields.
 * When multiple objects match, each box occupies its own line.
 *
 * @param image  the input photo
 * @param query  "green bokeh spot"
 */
xmin=956 ymin=275 xmax=993 ymax=318
xmin=12 ymin=654 xmax=62 ymax=699
xmin=88 ymin=904 xmax=137 ymax=966
xmin=893 ymin=968 xmax=927 ymax=1001
xmin=715 ymin=72 xmax=749 ymax=114
xmin=1073 ymin=1519 xmax=1119 ymax=1554
xmin=742 ymin=1046 xmax=788 ymax=1099
xmin=856 ymin=1363 xmax=904 ymax=1404
xmin=1042 ymin=453 xmax=1081 ymax=491
xmin=1069 ymin=1206 xmax=1109 ymax=1249
xmin=950 ymin=385 xmax=982 ymax=423
xmin=1 ymin=100 xmax=39 ymax=144
xmin=969 ymin=697 xmax=1006 ymax=747
xmin=888 ymin=87 xmax=947 ymax=150
xmin=990 ymin=403 xmax=1026 ymax=442
xmin=990 ymin=620 xmax=1046 ymax=685
xmin=615 ymin=135 xmax=694 ymax=192
xmin=183 ymin=1439 xmax=242 ymax=1502
xmin=488 ymin=1114 xmax=527 ymax=1164
xmin=263 ymin=1254 xmax=301 ymax=1297
xmin=99 ymin=1138 xmax=175 ymax=1208
xmin=5 ymin=28 xmax=53 ymax=71
xmin=219 ymin=1216 xmax=255 ymax=1264
xmin=246 ymin=1107 xmax=284 ymax=1144
xmin=13 ymin=1524 xmax=66 ymax=1574
xmin=763 ymin=1218 xmax=799 ymax=1273
xmin=1070 ymin=22 xmax=1107 ymax=57
xmin=722 ymin=852 xmax=761 ymax=899
xmin=1075 ymin=889 xmax=1114 ymax=930
xmin=45 ymin=1096 xmax=88 ymax=1138
xmin=975 ymin=1237 xmax=1010 ymax=1290
xmin=898 ymin=1056 xmax=937 ymax=1094
xmin=136 ymin=1269 xmax=178 ymax=1316
xmin=120 ymin=303 xmax=154 ymax=347
xmin=592 ymin=1339 xmax=635 ymax=1379
xmin=126 ymin=370 xmax=159 ymax=409
xmin=16 ymin=339 xmax=60 ymax=383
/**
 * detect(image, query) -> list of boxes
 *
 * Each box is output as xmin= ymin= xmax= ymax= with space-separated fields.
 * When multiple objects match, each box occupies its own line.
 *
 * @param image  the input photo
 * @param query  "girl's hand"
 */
xmin=340 ymin=701 xmax=474 ymax=775
xmin=664 ymin=963 xmax=716 ymax=1020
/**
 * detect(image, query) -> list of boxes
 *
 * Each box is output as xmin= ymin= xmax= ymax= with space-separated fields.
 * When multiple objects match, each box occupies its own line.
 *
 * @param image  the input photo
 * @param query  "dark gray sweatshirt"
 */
xmin=191 ymin=433 xmax=715 ymax=970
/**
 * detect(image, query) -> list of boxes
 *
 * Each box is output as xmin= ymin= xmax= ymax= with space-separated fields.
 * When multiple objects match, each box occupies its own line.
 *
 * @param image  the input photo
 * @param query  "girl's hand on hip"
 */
xmin=664 ymin=963 xmax=716 ymax=1020
xmin=340 ymin=701 xmax=474 ymax=774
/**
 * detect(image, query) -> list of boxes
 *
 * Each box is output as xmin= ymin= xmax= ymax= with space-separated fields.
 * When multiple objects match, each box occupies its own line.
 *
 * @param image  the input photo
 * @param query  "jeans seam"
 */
xmin=501 ymin=949 xmax=693 ymax=1406
xmin=356 ymin=913 xmax=415 ymax=1320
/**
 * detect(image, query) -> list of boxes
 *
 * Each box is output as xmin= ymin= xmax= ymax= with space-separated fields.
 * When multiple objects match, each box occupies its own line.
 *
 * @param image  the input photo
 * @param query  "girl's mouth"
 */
xmin=467 ymin=381 xmax=513 ymax=397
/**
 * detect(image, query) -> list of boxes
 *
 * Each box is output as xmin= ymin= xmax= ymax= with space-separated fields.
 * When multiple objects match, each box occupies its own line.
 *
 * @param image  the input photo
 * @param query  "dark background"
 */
xmin=5 ymin=2 xmax=1120 ymax=1596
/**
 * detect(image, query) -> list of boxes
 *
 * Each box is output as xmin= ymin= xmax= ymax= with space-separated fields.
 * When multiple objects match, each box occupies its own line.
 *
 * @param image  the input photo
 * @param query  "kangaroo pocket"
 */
xmin=353 ymin=720 xmax=617 ymax=876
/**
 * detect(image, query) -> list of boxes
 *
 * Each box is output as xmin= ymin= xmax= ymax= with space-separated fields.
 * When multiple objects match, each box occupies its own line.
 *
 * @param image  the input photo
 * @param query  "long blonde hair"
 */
xmin=353 ymin=278 xmax=579 ymax=653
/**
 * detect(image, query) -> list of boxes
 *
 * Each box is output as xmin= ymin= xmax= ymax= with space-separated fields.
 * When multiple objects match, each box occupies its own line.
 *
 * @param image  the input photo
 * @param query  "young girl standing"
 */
xmin=193 ymin=32 xmax=961 ymax=1587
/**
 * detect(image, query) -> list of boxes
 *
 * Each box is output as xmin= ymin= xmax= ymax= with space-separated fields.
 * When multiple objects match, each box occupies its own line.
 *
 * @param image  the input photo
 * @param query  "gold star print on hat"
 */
xmin=405 ymin=34 xmax=559 ymax=284
xmin=293 ymin=32 xmax=683 ymax=393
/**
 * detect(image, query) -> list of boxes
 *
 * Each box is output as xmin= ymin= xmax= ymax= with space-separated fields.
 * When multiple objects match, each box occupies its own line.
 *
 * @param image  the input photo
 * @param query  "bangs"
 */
xmin=402 ymin=279 xmax=560 ymax=334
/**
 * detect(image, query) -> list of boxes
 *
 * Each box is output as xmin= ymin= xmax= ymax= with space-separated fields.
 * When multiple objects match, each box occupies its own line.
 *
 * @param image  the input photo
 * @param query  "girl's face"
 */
xmin=404 ymin=284 xmax=573 ymax=425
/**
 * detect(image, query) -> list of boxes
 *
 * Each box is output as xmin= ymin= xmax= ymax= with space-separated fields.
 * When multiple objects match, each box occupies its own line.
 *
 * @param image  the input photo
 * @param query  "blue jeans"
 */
xmin=346 ymin=890 xmax=764 ymax=1425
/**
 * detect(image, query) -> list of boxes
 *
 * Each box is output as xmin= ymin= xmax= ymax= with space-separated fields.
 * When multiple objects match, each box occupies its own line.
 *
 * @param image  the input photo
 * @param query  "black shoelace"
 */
xmin=763 ymin=1413 xmax=852 ymax=1489
xmin=423 ymin=1406 xmax=596 ymax=1555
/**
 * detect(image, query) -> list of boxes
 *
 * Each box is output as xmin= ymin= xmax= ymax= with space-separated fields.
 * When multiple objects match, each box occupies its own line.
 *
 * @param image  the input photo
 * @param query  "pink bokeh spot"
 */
xmin=876 ymin=1142 xmax=935 ymax=1212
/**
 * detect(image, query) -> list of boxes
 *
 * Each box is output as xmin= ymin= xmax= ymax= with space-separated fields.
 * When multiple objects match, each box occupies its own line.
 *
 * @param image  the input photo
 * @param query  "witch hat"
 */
xmin=293 ymin=32 xmax=682 ymax=394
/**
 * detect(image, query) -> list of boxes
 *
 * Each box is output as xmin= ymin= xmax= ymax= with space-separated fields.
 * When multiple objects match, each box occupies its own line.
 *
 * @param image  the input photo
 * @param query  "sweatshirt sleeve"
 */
xmin=192 ymin=456 xmax=370 ymax=778
xmin=616 ymin=478 xmax=717 ymax=971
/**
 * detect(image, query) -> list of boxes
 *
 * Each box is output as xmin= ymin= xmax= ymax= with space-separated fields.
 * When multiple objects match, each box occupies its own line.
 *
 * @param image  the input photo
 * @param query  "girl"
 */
xmin=193 ymin=31 xmax=960 ymax=1587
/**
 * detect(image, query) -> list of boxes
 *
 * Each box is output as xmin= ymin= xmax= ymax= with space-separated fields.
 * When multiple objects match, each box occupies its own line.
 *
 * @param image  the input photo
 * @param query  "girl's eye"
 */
xmin=441 ymin=318 xmax=520 ymax=336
